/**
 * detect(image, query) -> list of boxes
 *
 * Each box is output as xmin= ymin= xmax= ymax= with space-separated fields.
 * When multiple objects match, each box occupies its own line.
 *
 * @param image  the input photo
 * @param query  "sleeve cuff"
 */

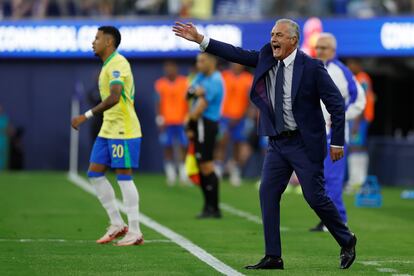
xmin=330 ymin=145 xmax=344 ymax=149
xmin=199 ymin=36 xmax=210 ymax=52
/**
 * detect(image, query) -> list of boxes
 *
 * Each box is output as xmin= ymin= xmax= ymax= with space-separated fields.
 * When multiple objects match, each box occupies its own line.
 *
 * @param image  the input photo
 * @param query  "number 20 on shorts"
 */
xmin=112 ymin=144 xmax=124 ymax=158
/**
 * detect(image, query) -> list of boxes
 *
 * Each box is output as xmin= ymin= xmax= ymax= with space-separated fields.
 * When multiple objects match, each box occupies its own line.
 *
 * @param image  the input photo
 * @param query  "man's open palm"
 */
xmin=172 ymin=22 xmax=203 ymax=43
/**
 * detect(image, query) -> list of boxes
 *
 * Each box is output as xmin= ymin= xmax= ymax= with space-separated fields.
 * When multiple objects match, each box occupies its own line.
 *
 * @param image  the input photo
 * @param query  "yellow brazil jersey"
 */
xmin=98 ymin=51 xmax=142 ymax=139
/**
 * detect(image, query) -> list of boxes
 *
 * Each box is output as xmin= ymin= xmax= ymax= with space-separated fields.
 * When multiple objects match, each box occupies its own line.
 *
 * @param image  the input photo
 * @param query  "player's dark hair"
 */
xmin=98 ymin=26 xmax=121 ymax=49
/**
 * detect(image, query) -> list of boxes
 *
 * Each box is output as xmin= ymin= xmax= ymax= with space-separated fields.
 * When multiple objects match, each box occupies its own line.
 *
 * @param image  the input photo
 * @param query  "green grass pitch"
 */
xmin=0 ymin=172 xmax=413 ymax=275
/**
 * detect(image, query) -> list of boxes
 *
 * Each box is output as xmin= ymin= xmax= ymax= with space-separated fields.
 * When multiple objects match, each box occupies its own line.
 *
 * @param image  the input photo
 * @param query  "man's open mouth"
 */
xmin=272 ymin=44 xmax=281 ymax=51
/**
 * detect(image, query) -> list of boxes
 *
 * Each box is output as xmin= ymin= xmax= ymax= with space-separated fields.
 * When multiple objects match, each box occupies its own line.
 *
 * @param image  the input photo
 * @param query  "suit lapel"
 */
xmin=291 ymin=50 xmax=304 ymax=104
xmin=250 ymin=43 xmax=276 ymax=122
xmin=250 ymin=78 xmax=274 ymax=121
xmin=253 ymin=44 xmax=277 ymax=85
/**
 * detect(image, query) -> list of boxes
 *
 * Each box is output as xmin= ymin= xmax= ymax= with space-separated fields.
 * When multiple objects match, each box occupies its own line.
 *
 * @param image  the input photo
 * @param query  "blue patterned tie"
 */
xmin=274 ymin=61 xmax=285 ymax=135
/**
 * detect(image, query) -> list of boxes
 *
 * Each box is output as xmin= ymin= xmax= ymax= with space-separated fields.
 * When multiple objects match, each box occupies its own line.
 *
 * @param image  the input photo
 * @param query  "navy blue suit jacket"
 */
xmin=206 ymin=39 xmax=345 ymax=162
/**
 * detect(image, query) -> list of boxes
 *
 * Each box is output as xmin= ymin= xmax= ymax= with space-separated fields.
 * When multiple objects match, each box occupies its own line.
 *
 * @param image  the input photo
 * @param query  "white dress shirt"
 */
xmin=266 ymin=48 xmax=298 ymax=131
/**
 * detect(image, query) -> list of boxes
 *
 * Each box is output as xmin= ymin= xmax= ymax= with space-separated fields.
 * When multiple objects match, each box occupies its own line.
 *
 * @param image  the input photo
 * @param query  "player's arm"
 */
xmin=71 ymin=84 xmax=122 ymax=130
xmin=188 ymin=87 xmax=207 ymax=121
xmin=153 ymin=84 xmax=164 ymax=129
xmin=345 ymin=78 xmax=366 ymax=121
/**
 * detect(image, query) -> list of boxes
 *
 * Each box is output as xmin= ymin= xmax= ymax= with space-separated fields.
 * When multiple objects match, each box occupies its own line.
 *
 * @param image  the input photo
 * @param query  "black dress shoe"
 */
xmin=196 ymin=209 xmax=222 ymax=219
xmin=340 ymin=234 xmax=357 ymax=269
xmin=245 ymin=256 xmax=284 ymax=270
xmin=309 ymin=221 xmax=328 ymax=232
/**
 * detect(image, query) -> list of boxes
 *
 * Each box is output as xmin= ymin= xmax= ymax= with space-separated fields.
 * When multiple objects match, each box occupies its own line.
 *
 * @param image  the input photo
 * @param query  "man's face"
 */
xmin=315 ymin=37 xmax=336 ymax=62
xmin=164 ymin=62 xmax=178 ymax=78
xmin=270 ymin=23 xmax=297 ymax=60
xmin=230 ymin=63 xmax=245 ymax=74
xmin=92 ymin=30 xmax=109 ymax=57
xmin=196 ymin=54 xmax=212 ymax=74
xmin=346 ymin=60 xmax=359 ymax=74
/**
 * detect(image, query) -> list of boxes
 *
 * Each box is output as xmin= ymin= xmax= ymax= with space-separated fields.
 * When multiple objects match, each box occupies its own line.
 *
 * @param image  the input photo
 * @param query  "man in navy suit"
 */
xmin=173 ymin=19 xmax=357 ymax=270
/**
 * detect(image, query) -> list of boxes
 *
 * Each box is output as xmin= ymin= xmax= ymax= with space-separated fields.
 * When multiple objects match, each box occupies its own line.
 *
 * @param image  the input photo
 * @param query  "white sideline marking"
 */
xmin=359 ymin=260 xmax=412 ymax=276
xmin=68 ymin=173 xmax=244 ymax=276
xmin=378 ymin=268 xmax=398 ymax=273
xmin=0 ymin=238 xmax=171 ymax=244
xmin=360 ymin=260 xmax=413 ymax=265
xmin=220 ymin=203 xmax=289 ymax=232
xmin=360 ymin=261 xmax=381 ymax=266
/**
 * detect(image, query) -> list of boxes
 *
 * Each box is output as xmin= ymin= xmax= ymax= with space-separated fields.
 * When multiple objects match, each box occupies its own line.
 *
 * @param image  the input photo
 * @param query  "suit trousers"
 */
xmin=259 ymin=133 xmax=352 ymax=256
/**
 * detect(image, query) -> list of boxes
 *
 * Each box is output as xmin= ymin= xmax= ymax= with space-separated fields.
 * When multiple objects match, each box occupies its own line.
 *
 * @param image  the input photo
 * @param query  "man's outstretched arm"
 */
xmin=173 ymin=22 xmax=259 ymax=68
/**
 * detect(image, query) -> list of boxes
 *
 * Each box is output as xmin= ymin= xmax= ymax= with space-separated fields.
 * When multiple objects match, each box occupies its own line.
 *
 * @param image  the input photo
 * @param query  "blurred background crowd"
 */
xmin=1 ymin=0 xmax=414 ymax=19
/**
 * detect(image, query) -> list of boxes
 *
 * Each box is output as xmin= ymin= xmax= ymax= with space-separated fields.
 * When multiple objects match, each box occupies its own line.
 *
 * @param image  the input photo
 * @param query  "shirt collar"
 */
xmin=281 ymin=48 xmax=297 ymax=67
xmin=325 ymin=58 xmax=334 ymax=67
xmin=103 ymin=51 xmax=118 ymax=67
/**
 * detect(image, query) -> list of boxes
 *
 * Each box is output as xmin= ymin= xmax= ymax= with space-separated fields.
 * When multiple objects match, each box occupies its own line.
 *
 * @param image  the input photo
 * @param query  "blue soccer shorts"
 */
xmin=159 ymin=125 xmax=188 ymax=147
xmin=219 ymin=117 xmax=246 ymax=142
xmin=90 ymin=137 xmax=141 ymax=169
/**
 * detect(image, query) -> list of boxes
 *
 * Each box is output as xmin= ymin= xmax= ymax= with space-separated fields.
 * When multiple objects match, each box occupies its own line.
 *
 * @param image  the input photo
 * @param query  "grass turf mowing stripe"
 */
xmin=68 ymin=172 xmax=244 ymax=276
xmin=0 ymin=238 xmax=172 ymax=244
xmin=359 ymin=261 xmax=412 ymax=276
xmin=219 ymin=202 xmax=289 ymax=232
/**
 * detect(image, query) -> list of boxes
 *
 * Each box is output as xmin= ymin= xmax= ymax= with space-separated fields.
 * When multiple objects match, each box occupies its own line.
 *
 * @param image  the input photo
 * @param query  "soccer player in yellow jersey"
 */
xmin=71 ymin=26 xmax=143 ymax=246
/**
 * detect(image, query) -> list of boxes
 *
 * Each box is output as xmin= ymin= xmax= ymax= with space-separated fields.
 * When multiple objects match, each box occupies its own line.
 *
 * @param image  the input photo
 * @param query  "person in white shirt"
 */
xmin=311 ymin=32 xmax=366 ymax=232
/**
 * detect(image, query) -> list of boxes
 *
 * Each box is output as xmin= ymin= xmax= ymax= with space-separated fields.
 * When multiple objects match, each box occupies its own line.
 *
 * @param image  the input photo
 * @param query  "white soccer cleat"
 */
xmin=114 ymin=232 xmax=144 ymax=246
xmin=96 ymin=224 xmax=128 ymax=244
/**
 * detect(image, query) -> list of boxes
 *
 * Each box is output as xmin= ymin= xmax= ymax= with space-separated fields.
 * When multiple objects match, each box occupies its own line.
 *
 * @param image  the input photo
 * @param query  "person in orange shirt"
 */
xmin=346 ymin=58 xmax=376 ymax=192
xmin=216 ymin=63 xmax=253 ymax=186
xmin=154 ymin=60 xmax=189 ymax=185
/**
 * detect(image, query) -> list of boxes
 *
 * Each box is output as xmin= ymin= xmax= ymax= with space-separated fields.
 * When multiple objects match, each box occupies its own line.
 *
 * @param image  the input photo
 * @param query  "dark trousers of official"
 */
xmin=260 ymin=133 xmax=352 ymax=257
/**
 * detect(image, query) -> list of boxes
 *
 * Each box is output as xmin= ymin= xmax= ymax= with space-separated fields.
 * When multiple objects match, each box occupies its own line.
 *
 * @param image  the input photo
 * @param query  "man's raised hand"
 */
xmin=172 ymin=22 xmax=204 ymax=44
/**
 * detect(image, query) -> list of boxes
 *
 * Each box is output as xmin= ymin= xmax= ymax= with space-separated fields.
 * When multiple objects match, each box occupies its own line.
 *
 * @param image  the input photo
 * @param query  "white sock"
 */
xmin=90 ymin=176 xmax=124 ymax=226
xmin=164 ymin=161 xmax=177 ymax=185
xmin=230 ymin=165 xmax=241 ymax=186
xmin=178 ymin=163 xmax=189 ymax=183
xmin=118 ymin=178 xmax=142 ymax=236
xmin=214 ymin=161 xmax=224 ymax=179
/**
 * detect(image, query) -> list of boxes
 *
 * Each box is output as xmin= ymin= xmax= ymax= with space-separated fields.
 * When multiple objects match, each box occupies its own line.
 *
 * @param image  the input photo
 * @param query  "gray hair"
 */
xmin=275 ymin=19 xmax=300 ymax=46
xmin=317 ymin=32 xmax=337 ymax=49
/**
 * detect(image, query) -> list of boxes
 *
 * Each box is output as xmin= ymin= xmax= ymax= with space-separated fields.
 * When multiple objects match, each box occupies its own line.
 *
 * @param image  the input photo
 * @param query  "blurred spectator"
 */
xmin=8 ymin=126 xmax=25 ymax=170
xmin=301 ymin=17 xmax=323 ymax=58
xmin=134 ymin=0 xmax=166 ymax=15
xmin=0 ymin=105 xmax=24 ymax=170
xmin=215 ymin=63 xmax=253 ymax=186
xmin=154 ymin=60 xmax=189 ymax=186
xmin=180 ymin=0 xmax=213 ymax=19
xmin=99 ymin=0 xmax=115 ymax=17
xmin=0 ymin=105 xmax=8 ymax=170
xmin=214 ymin=0 xmax=260 ymax=19
xmin=9 ymin=0 xmax=33 ymax=18
xmin=78 ymin=0 xmax=99 ymax=17
xmin=0 ymin=0 xmax=78 ymax=18
xmin=346 ymin=58 xmax=376 ymax=193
